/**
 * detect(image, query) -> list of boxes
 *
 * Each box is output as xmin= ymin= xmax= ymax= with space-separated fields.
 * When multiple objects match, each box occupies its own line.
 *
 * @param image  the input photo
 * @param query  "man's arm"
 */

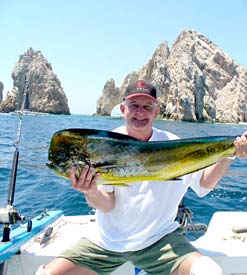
xmin=200 ymin=132 xmax=247 ymax=189
xmin=70 ymin=165 xmax=115 ymax=212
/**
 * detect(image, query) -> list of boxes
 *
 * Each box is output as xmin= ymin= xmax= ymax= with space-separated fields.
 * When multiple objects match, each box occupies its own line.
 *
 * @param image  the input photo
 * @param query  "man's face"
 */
xmin=120 ymin=96 xmax=159 ymax=137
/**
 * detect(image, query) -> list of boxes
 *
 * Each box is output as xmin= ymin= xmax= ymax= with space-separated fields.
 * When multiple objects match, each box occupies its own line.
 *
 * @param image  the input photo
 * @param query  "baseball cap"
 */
xmin=124 ymin=80 xmax=157 ymax=101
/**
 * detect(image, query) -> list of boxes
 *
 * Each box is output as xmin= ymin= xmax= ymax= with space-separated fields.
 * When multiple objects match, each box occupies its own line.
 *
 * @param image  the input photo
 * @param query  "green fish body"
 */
xmin=47 ymin=128 xmax=236 ymax=186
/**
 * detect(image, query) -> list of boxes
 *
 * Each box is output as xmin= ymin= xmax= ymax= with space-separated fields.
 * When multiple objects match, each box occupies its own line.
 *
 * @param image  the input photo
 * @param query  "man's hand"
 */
xmin=70 ymin=165 xmax=99 ymax=194
xmin=234 ymin=132 xmax=247 ymax=158
xmin=69 ymin=165 xmax=114 ymax=212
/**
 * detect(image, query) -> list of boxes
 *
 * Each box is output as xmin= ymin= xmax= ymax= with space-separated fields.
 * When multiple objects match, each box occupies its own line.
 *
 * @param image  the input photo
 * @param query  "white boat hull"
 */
xmin=191 ymin=211 xmax=247 ymax=275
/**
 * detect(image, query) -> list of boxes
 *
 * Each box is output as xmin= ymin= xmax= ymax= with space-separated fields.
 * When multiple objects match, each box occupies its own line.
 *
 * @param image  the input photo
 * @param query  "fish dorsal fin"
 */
xmin=58 ymin=128 xmax=139 ymax=142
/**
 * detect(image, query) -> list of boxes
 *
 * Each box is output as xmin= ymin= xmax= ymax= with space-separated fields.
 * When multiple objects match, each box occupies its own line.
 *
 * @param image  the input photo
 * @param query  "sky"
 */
xmin=1 ymin=0 xmax=247 ymax=115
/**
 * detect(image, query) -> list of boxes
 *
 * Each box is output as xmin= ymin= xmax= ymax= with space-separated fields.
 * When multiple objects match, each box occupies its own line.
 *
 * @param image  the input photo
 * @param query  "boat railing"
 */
xmin=176 ymin=199 xmax=207 ymax=239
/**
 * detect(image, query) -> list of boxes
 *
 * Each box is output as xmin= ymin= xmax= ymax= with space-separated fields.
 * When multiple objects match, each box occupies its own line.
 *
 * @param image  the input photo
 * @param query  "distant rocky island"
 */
xmin=1 ymin=29 xmax=246 ymax=122
xmin=97 ymin=29 xmax=247 ymax=123
xmin=0 ymin=48 xmax=70 ymax=114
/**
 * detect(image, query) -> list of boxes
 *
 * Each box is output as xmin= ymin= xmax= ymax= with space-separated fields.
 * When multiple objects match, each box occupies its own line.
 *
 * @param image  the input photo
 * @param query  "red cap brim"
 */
xmin=125 ymin=93 xmax=157 ymax=102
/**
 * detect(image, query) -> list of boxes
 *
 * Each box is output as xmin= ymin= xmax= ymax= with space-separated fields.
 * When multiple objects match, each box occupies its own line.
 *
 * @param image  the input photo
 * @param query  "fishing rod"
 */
xmin=7 ymin=79 xmax=28 ymax=206
xmin=0 ymin=76 xmax=30 ymax=241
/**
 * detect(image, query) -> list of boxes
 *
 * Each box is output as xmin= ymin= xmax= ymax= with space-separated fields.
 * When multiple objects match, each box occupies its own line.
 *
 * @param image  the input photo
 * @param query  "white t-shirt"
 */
xmin=86 ymin=127 xmax=210 ymax=252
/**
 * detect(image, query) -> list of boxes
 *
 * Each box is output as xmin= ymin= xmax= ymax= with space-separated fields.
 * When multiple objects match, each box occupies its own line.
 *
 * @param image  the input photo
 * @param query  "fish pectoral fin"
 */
xmin=95 ymin=164 xmax=129 ymax=173
xmin=170 ymin=177 xmax=183 ymax=180
xmin=94 ymin=163 xmax=121 ymax=169
xmin=162 ymin=177 xmax=183 ymax=182
xmin=98 ymin=181 xmax=130 ymax=187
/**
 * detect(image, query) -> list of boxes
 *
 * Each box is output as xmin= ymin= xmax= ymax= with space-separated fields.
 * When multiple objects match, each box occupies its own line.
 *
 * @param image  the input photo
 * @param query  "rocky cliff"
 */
xmin=0 ymin=81 xmax=3 ymax=102
xmin=96 ymin=30 xmax=247 ymax=123
xmin=0 ymin=48 xmax=70 ymax=114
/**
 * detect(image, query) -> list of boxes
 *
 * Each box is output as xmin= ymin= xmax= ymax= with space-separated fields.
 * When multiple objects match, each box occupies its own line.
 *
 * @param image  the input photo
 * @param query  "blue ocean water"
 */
xmin=0 ymin=113 xmax=246 ymax=235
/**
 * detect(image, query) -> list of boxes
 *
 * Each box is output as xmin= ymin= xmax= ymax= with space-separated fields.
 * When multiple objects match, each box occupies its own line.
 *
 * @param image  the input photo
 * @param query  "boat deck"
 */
xmin=5 ymin=211 xmax=247 ymax=275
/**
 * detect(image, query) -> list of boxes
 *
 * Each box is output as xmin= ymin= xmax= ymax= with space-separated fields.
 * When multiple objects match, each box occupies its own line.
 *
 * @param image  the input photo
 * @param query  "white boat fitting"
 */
xmin=191 ymin=211 xmax=247 ymax=275
xmin=1 ymin=209 xmax=247 ymax=275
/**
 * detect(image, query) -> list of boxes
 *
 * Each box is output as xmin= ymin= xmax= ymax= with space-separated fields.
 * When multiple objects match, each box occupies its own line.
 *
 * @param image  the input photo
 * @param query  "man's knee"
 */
xmin=190 ymin=256 xmax=223 ymax=275
xmin=35 ymin=265 xmax=50 ymax=275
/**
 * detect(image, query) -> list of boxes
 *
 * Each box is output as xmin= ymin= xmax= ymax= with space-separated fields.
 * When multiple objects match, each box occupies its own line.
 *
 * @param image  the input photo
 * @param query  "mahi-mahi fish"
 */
xmin=47 ymin=128 xmax=236 ymax=186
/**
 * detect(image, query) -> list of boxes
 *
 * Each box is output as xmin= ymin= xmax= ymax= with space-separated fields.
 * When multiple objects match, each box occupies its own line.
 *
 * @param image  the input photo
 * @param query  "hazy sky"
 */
xmin=1 ymin=0 xmax=246 ymax=114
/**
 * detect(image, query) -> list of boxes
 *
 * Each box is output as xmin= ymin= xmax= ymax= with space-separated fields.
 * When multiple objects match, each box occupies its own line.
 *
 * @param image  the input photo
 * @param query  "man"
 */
xmin=37 ymin=80 xmax=247 ymax=275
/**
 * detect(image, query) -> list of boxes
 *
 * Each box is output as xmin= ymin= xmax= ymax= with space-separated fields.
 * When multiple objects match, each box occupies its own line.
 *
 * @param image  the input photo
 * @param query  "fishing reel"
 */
xmin=0 ymin=205 xmax=26 ymax=243
xmin=0 ymin=205 xmax=24 ymax=225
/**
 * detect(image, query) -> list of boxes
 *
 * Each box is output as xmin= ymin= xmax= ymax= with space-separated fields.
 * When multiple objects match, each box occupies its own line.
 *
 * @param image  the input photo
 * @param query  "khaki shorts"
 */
xmin=59 ymin=227 xmax=198 ymax=275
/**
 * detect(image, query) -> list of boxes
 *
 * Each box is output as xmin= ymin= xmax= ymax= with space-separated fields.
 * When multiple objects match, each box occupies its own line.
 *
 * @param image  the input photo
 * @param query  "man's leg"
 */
xmin=35 ymin=258 xmax=98 ymax=275
xmin=171 ymin=252 xmax=223 ymax=275
xmin=130 ymin=228 xmax=223 ymax=275
xmin=35 ymin=237 xmax=125 ymax=275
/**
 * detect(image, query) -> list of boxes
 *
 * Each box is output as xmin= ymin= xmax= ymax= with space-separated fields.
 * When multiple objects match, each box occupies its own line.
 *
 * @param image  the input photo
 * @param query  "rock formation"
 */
xmin=96 ymin=79 xmax=120 ymax=116
xmin=0 ymin=81 xmax=3 ymax=102
xmin=0 ymin=48 xmax=70 ymax=114
xmin=97 ymin=30 xmax=247 ymax=123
